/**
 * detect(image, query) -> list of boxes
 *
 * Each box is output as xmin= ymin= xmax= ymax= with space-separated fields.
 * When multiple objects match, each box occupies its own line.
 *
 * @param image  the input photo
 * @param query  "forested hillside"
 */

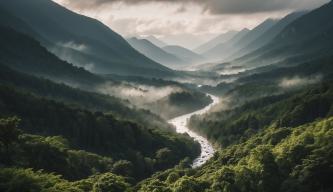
xmin=137 ymin=116 xmax=333 ymax=192
xmin=0 ymin=0 xmax=174 ymax=77
xmin=1 ymin=0 xmax=333 ymax=191
xmin=0 ymin=26 xmax=103 ymax=88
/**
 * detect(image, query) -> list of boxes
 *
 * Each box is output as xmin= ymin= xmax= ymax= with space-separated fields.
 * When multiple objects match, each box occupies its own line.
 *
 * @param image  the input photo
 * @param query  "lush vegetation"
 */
xmin=190 ymin=83 xmax=333 ymax=147
xmin=0 ymin=64 xmax=171 ymax=130
xmin=0 ymin=26 xmax=103 ymax=87
xmin=2 ymin=80 xmax=333 ymax=191
xmin=148 ymin=91 xmax=212 ymax=119
xmin=1 ymin=1 xmax=333 ymax=191
xmin=0 ymin=86 xmax=199 ymax=179
xmin=136 ymin=117 xmax=333 ymax=192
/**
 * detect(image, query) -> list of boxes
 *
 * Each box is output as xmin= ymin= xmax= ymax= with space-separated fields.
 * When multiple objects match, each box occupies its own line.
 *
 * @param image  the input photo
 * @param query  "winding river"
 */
xmin=168 ymin=94 xmax=220 ymax=168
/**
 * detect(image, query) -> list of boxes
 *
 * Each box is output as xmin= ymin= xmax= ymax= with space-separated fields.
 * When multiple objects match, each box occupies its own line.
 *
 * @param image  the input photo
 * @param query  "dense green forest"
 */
xmin=147 ymin=91 xmax=212 ymax=119
xmin=1 ymin=0 xmax=333 ymax=191
xmin=2 ymin=81 xmax=332 ymax=191
xmin=134 ymin=81 xmax=333 ymax=192
xmin=0 ymin=63 xmax=173 ymax=130
xmin=136 ymin=116 xmax=333 ymax=192
xmin=0 ymin=26 xmax=103 ymax=88
xmin=190 ymin=83 xmax=333 ymax=147
xmin=0 ymin=85 xmax=200 ymax=180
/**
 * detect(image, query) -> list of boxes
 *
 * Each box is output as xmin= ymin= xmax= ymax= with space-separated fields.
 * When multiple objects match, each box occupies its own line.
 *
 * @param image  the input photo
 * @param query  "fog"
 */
xmin=95 ymin=82 xmax=183 ymax=106
xmin=49 ymin=41 xmax=96 ymax=71
xmin=279 ymin=75 xmax=322 ymax=88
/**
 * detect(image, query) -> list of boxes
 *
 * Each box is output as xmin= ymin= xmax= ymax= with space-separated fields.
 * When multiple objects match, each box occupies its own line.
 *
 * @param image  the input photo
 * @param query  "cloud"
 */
xmin=57 ymin=0 xmax=329 ymax=14
xmin=95 ymin=82 xmax=183 ymax=105
xmin=53 ymin=0 xmax=329 ymax=48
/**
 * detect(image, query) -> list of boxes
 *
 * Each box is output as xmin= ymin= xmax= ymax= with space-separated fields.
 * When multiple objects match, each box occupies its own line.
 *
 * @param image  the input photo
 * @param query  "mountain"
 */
xmin=162 ymin=45 xmax=206 ymax=65
xmin=127 ymin=37 xmax=185 ymax=68
xmin=232 ymin=11 xmax=308 ymax=59
xmin=203 ymin=19 xmax=278 ymax=62
xmin=202 ymin=28 xmax=250 ymax=61
xmin=236 ymin=1 xmax=333 ymax=67
xmin=194 ymin=31 xmax=238 ymax=54
xmin=0 ymin=0 xmax=174 ymax=77
xmin=0 ymin=25 xmax=103 ymax=88
xmin=225 ymin=19 xmax=279 ymax=61
xmin=145 ymin=35 xmax=168 ymax=47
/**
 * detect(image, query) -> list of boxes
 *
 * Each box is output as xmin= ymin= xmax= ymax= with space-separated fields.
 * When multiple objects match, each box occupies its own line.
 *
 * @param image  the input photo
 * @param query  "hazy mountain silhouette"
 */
xmin=225 ymin=19 xmax=279 ymax=61
xmin=195 ymin=31 xmax=238 ymax=54
xmin=203 ymin=19 xmax=278 ymax=62
xmin=236 ymin=1 xmax=333 ymax=67
xmin=127 ymin=37 xmax=186 ymax=68
xmin=232 ymin=11 xmax=308 ymax=59
xmin=0 ymin=0 xmax=174 ymax=77
xmin=163 ymin=45 xmax=206 ymax=65
xmin=202 ymin=28 xmax=250 ymax=61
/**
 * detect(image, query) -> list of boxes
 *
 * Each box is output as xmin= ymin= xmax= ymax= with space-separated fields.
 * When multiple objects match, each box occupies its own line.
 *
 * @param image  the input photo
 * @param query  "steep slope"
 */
xmin=204 ymin=19 xmax=278 ymax=62
xmin=136 ymin=79 xmax=333 ymax=192
xmin=194 ymin=31 xmax=238 ymax=54
xmin=237 ymin=1 xmax=333 ymax=67
xmin=233 ymin=11 xmax=307 ymax=59
xmin=203 ymin=28 xmax=250 ymax=61
xmin=127 ymin=37 xmax=185 ymax=68
xmin=0 ymin=26 xmax=103 ymax=88
xmin=0 ymin=63 xmax=173 ymax=130
xmin=0 ymin=0 xmax=174 ymax=77
xmin=225 ymin=19 xmax=279 ymax=60
xmin=0 ymin=87 xmax=200 ymax=180
xmin=163 ymin=45 xmax=206 ymax=65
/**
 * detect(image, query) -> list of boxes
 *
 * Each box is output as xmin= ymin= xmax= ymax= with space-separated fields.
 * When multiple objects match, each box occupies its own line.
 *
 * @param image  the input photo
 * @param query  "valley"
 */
xmin=0 ymin=0 xmax=333 ymax=192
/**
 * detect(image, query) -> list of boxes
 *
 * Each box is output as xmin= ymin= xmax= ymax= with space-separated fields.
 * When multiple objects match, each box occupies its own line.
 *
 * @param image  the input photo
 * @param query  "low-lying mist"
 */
xmin=279 ymin=75 xmax=322 ymax=89
xmin=49 ymin=41 xmax=96 ymax=71
xmin=96 ymin=82 xmax=183 ymax=106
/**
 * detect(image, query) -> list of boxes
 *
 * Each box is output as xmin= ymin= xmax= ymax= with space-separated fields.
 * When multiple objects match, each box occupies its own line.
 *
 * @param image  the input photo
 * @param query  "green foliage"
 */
xmin=137 ymin=117 xmax=333 ymax=192
xmin=0 ymin=168 xmax=82 ymax=192
xmin=190 ymin=83 xmax=333 ymax=147
xmin=92 ymin=173 xmax=131 ymax=192
xmin=148 ymin=91 xmax=212 ymax=119
xmin=0 ymin=85 xmax=199 ymax=180
xmin=0 ymin=26 xmax=103 ymax=87
xmin=0 ymin=63 xmax=171 ymax=131
xmin=112 ymin=160 xmax=134 ymax=177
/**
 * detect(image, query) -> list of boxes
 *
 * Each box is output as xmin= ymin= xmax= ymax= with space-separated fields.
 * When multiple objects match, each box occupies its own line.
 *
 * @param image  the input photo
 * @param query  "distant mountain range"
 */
xmin=231 ymin=11 xmax=308 ymax=60
xmin=162 ymin=46 xmax=205 ymax=65
xmin=0 ymin=0 xmax=174 ymax=77
xmin=127 ymin=37 xmax=186 ymax=68
xmin=203 ymin=19 xmax=278 ymax=62
xmin=202 ymin=28 xmax=250 ymax=62
xmin=235 ymin=1 xmax=333 ymax=67
xmin=194 ymin=31 xmax=238 ymax=54
xmin=127 ymin=37 xmax=206 ymax=68
xmin=200 ymin=1 xmax=333 ymax=68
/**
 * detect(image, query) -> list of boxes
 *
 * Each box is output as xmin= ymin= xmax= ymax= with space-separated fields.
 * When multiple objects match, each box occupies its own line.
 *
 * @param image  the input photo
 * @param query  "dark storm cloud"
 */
xmin=62 ymin=0 xmax=330 ymax=14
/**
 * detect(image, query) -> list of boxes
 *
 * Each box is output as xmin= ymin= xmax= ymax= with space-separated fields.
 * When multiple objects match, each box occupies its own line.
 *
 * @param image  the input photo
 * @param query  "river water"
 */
xmin=168 ymin=94 xmax=220 ymax=168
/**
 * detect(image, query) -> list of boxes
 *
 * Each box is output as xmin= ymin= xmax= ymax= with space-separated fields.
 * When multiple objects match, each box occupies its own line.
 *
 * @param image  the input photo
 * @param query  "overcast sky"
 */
xmin=53 ymin=0 xmax=329 ymax=49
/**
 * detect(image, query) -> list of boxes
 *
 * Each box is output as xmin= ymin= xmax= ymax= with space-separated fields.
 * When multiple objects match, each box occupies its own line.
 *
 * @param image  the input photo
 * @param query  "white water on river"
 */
xmin=168 ymin=94 xmax=220 ymax=168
